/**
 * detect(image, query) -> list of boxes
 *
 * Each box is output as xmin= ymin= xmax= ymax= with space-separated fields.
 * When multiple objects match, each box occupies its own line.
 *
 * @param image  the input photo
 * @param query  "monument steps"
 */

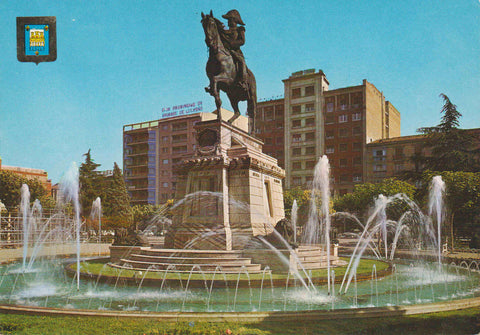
xmin=128 ymin=253 xmax=255 ymax=266
xmin=116 ymin=259 xmax=262 ymax=273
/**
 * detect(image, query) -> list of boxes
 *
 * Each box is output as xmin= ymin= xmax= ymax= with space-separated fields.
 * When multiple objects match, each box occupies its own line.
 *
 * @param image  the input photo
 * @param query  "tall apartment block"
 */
xmin=255 ymin=69 xmax=400 ymax=195
xmin=123 ymin=110 xmax=247 ymax=205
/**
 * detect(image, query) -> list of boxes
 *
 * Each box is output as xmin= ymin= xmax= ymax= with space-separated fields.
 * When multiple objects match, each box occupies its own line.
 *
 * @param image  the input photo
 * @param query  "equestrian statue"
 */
xmin=201 ymin=10 xmax=257 ymax=132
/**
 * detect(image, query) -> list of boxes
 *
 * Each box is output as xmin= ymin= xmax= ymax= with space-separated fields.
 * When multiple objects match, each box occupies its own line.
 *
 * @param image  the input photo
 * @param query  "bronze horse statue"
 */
xmin=201 ymin=11 xmax=256 ymax=129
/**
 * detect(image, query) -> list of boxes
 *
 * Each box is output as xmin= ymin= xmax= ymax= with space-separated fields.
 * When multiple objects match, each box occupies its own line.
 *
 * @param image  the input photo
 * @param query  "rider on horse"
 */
xmin=221 ymin=10 xmax=248 ymax=90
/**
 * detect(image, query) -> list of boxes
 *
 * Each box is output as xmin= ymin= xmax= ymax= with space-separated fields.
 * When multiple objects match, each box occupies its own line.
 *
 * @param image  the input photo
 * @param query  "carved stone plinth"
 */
xmin=165 ymin=119 xmax=285 ymax=250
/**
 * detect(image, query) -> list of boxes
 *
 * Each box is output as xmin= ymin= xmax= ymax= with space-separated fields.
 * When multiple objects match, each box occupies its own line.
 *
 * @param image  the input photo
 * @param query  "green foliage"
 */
xmin=333 ymin=178 xmax=416 ymax=216
xmin=0 ymin=170 xmax=50 ymax=209
xmin=417 ymin=94 xmax=480 ymax=172
xmin=102 ymin=162 xmax=133 ymax=229
xmin=283 ymin=187 xmax=310 ymax=219
xmin=418 ymin=170 xmax=480 ymax=239
xmin=79 ymin=149 xmax=103 ymax=217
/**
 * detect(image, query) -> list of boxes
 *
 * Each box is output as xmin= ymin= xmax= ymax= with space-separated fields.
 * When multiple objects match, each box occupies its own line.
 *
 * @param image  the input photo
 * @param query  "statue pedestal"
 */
xmin=166 ymin=119 xmax=285 ymax=250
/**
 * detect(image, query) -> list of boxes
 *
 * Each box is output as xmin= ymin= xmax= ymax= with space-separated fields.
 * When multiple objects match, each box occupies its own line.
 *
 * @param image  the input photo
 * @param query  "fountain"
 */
xmin=1 ymin=9 xmax=480 ymax=322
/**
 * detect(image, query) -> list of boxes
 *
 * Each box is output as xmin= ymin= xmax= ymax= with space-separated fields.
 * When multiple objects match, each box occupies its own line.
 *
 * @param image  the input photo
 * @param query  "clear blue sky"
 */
xmin=1 ymin=1 xmax=479 ymax=183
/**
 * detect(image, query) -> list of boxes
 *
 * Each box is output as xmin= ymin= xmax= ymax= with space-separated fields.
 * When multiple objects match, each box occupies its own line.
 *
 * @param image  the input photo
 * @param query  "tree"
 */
xmin=418 ymin=171 xmax=480 ymax=249
xmin=0 ymin=170 xmax=51 ymax=209
xmin=79 ymin=149 xmax=103 ymax=216
xmin=333 ymin=178 xmax=416 ymax=218
xmin=102 ymin=162 xmax=133 ymax=228
xmin=417 ymin=94 xmax=480 ymax=172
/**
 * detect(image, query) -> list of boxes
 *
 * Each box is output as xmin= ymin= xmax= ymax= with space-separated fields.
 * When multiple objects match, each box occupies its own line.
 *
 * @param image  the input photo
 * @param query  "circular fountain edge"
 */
xmin=1 ymin=295 xmax=480 ymax=322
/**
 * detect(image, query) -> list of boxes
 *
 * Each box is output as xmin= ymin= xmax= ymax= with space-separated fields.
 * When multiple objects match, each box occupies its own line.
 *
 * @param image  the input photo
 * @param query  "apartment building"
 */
xmin=255 ymin=69 xmax=400 ymax=195
xmin=254 ymin=98 xmax=285 ymax=168
xmin=123 ymin=109 xmax=247 ymax=205
xmin=365 ymin=128 xmax=480 ymax=183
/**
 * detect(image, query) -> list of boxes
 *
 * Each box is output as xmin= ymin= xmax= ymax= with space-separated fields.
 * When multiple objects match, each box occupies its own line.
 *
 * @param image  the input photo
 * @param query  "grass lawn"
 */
xmin=0 ymin=307 xmax=479 ymax=334
xmin=74 ymin=258 xmax=389 ymax=282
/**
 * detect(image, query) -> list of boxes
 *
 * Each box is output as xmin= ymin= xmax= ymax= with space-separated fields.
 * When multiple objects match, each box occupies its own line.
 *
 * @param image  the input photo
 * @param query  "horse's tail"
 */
xmin=246 ymin=69 xmax=257 ymax=119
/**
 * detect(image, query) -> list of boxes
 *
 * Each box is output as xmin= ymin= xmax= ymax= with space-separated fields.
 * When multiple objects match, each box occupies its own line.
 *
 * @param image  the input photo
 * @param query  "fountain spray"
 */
xmin=60 ymin=163 xmax=81 ymax=290
xmin=20 ymin=184 xmax=30 ymax=272
xmin=91 ymin=197 xmax=102 ymax=255
xmin=304 ymin=156 xmax=331 ymax=293
xmin=428 ymin=176 xmax=446 ymax=265
xmin=291 ymin=200 xmax=298 ymax=244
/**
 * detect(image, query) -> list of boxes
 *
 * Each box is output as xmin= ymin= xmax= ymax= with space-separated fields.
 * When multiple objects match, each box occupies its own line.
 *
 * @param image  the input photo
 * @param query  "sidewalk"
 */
xmin=0 ymin=243 xmax=111 ymax=263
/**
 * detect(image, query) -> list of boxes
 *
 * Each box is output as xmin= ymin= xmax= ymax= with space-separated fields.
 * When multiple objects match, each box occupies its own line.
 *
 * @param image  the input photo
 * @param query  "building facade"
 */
xmin=255 ymin=69 xmax=401 ymax=195
xmin=123 ymin=110 xmax=247 ymax=205
xmin=0 ymin=157 xmax=52 ymax=193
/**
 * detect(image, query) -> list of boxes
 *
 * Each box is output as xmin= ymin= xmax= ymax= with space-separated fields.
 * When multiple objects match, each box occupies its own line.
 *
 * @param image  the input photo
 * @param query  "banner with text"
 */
xmin=161 ymin=101 xmax=203 ymax=119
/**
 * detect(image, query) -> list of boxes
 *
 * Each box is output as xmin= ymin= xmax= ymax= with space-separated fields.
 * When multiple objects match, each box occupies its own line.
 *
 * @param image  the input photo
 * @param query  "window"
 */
xmin=293 ymin=148 xmax=301 ymax=155
xmin=326 ymin=146 xmax=334 ymax=154
xmin=292 ymin=161 xmax=302 ymax=170
xmin=305 ymin=86 xmax=314 ymax=96
xmin=352 ymin=126 xmax=362 ymax=136
xmin=162 ymin=147 xmax=169 ymax=153
xmin=306 ymin=132 xmax=315 ymax=141
xmin=172 ymin=134 xmax=187 ymax=143
xmin=306 ymin=161 xmax=316 ymax=169
xmin=340 ymin=174 xmax=350 ymax=182
xmin=172 ymin=146 xmax=187 ymax=154
xmin=373 ymin=164 xmax=387 ymax=171
xmin=276 ymin=121 xmax=284 ymax=129
xmin=162 ymin=124 xmax=169 ymax=130
xmin=172 ymin=122 xmax=187 ymax=132
xmin=325 ymin=114 xmax=334 ymax=124
xmin=276 ymin=137 xmax=283 ymax=145
xmin=326 ymin=102 xmax=334 ymax=113
xmin=352 ymin=93 xmax=363 ymax=107
xmin=292 ymin=88 xmax=301 ymax=98
xmin=339 ymin=143 xmax=348 ymax=152
xmin=292 ymin=134 xmax=302 ymax=143
xmin=275 ymin=106 xmax=284 ymax=117
xmin=305 ymin=103 xmax=315 ymax=112
xmin=339 ymin=128 xmax=348 ymax=138
xmin=305 ymin=146 xmax=315 ymax=155
xmin=292 ymin=120 xmax=301 ymax=128
xmin=353 ymin=174 xmax=362 ymax=182
xmin=255 ymin=128 xmax=261 ymax=134
xmin=339 ymin=115 xmax=348 ymax=123
xmin=265 ymin=122 xmax=273 ymax=131
xmin=292 ymin=176 xmax=302 ymax=186
xmin=162 ymin=159 xmax=169 ymax=164
xmin=306 ymin=118 xmax=315 ymax=127
xmin=162 ymin=182 xmax=169 ymax=188
xmin=353 ymin=142 xmax=362 ymax=151
xmin=339 ymin=95 xmax=348 ymax=110
xmin=161 ymin=170 xmax=169 ymax=176
xmin=292 ymin=105 xmax=301 ymax=115
xmin=352 ymin=112 xmax=362 ymax=121
xmin=265 ymin=137 xmax=273 ymax=145
xmin=340 ymin=158 xmax=347 ymax=167
xmin=162 ymin=136 xmax=169 ymax=143
xmin=353 ymin=156 xmax=362 ymax=166
xmin=265 ymin=110 xmax=273 ymax=120
xmin=326 ymin=130 xmax=334 ymax=139
xmin=395 ymin=164 xmax=404 ymax=172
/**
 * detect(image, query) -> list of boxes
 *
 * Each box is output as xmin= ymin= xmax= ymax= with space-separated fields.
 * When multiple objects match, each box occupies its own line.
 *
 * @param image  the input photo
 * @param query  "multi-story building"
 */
xmin=323 ymin=79 xmax=400 ymax=195
xmin=255 ymin=98 xmax=285 ymax=168
xmin=0 ymin=157 xmax=52 ymax=193
xmin=123 ymin=109 xmax=247 ymax=205
xmin=365 ymin=128 xmax=480 ymax=183
xmin=255 ymin=69 xmax=400 ymax=195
